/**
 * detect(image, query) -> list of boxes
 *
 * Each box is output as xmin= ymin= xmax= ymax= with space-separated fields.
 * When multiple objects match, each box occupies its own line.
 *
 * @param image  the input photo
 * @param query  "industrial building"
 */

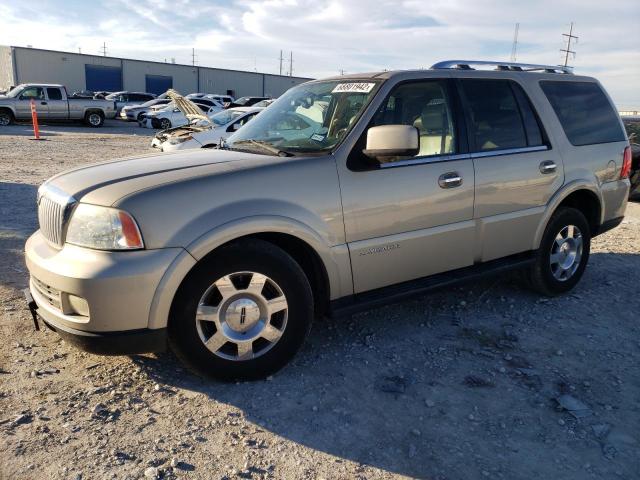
xmin=0 ymin=45 xmax=311 ymax=98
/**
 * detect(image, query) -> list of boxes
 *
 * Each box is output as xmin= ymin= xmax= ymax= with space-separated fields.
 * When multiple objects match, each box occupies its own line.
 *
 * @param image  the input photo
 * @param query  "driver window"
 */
xmin=372 ymin=80 xmax=456 ymax=158
xmin=20 ymin=87 xmax=44 ymax=100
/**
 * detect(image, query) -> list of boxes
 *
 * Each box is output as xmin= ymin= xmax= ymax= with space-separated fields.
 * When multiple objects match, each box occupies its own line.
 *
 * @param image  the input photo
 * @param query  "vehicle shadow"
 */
xmin=131 ymin=250 xmax=640 ymax=479
xmin=0 ymin=182 xmax=37 ymax=288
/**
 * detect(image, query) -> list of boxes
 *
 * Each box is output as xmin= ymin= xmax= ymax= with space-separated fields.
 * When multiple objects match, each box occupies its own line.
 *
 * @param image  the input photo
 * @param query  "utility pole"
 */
xmin=560 ymin=22 xmax=578 ymax=67
xmin=100 ymin=42 xmax=107 ymax=56
xmin=279 ymin=50 xmax=284 ymax=76
xmin=510 ymin=23 xmax=519 ymax=62
xmin=191 ymin=48 xmax=197 ymax=66
xmin=78 ymin=47 xmax=82 ymax=54
xmin=339 ymin=68 xmax=345 ymax=75
xmin=288 ymin=51 xmax=293 ymax=77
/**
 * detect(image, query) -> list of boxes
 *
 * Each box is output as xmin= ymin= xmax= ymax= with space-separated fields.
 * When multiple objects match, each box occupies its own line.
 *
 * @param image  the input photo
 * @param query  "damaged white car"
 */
xmin=152 ymin=107 xmax=264 ymax=152
xmin=139 ymin=90 xmax=224 ymax=129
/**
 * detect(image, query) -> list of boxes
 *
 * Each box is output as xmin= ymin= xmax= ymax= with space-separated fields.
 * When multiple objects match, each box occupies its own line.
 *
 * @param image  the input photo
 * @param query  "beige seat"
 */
xmin=413 ymin=101 xmax=453 ymax=156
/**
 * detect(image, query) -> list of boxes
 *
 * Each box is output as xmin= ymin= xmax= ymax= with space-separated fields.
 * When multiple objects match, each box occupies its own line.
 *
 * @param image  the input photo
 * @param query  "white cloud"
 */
xmin=0 ymin=0 xmax=637 ymax=106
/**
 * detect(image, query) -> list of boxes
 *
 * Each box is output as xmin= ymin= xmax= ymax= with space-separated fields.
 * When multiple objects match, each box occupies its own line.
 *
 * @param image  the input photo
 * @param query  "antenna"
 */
xmin=191 ymin=48 xmax=197 ymax=66
xmin=279 ymin=50 xmax=284 ymax=76
xmin=510 ymin=23 xmax=519 ymax=62
xmin=560 ymin=22 xmax=578 ymax=67
xmin=100 ymin=42 xmax=107 ymax=56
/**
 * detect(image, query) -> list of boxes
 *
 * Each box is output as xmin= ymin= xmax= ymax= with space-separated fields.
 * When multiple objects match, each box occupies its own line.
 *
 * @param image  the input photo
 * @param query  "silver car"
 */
xmin=24 ymin=60 xmax=631 ymax=381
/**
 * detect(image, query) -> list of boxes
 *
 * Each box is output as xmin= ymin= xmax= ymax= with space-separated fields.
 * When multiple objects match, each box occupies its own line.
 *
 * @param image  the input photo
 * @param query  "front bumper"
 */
xmin=25 ymin=231 xmax=183 ymax=341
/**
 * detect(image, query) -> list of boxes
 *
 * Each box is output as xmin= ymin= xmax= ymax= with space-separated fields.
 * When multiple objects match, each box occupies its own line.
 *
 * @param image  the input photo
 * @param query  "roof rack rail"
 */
xmin=431 ymin=60 xmax=573 ymax=75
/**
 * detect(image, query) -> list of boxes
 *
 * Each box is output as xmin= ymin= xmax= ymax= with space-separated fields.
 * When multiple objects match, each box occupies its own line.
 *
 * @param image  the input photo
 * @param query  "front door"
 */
xmin=15 ymin=86 xmax=47 ymax=119
xmin=338 ymin=79 xmax=476 ymax=293
xmin=457 ymin=78 xmax=564 ymax=261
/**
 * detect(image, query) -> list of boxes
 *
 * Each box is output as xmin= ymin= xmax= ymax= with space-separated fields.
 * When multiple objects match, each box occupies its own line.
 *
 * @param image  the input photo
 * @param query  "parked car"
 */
xmin=0 ymin=83 xmax=116 ymax=127
xmin=106 ymin=91 xmax=156 ymax=114
xmin=253 ymin=99 xmax=276 ymax=108
xmin=119 ymin=98 xmax=173 ymax=121
xmin=24 ymin=60 xmax=631 ymax=381
xmin=139 ymin=98 xmax=224 ymax=129
xmin=187 ymin=93 xmax=235 ymax=105
xmin=152 ymin=107 xmax=265 ymax=152
xmin=226 ymin=96 xmax=270 ymax=108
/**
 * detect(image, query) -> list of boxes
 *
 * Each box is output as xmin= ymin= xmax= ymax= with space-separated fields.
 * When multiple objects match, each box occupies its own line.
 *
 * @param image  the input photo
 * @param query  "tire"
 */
xmin=169 ymin=239 xmax=314 ymax=381
xmin=159 ymin=118 xmax=171 ymax=130
xmin=85 ymin=111 xmax=104 ymax=127
xmin=137 ymin=112 xmax=146 ymax=122
xmin=0 ymin=109 xmax=13 ymax=126
xmin=527 ymin=207 xmax=591 ymax=296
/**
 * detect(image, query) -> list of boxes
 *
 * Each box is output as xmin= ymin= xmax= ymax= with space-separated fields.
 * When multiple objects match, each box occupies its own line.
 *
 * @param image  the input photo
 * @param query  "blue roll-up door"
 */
xmin=85 ymin=64 xmax=122 ymax=92
xmin=145 ymin=75 xmax=173 ymax=95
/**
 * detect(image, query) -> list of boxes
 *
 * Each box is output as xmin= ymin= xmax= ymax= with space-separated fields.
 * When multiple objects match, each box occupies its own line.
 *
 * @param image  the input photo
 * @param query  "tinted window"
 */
xmin=460 ymin=79 xmax=527 ymax=151
xmin=540 ymin=81 xmax=625 ymax=146
xmin=371 ymin=80 xmax=456 ymax=159
xmin=46 ymin=88 xmax=63 ymax=100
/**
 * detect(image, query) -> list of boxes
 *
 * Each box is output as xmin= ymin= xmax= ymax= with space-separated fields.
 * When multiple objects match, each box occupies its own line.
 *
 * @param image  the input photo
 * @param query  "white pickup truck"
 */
xmin=0 ymin=84 xmax=117 ymax=127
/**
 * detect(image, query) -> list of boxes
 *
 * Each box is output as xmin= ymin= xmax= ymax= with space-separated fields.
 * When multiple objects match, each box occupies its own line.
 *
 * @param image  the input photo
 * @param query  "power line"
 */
xmin=560 ymin=22 xmax=578 ymax=67
xmin=510 ymin=23 xmax=519 ymax=62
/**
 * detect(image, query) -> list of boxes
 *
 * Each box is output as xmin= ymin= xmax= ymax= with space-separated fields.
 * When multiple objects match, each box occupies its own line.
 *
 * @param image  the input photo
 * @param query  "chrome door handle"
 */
xmin=438 ymin=172 xmax=463 ymax=188
xmin=539 ymin=161 xmax=557 ymax=174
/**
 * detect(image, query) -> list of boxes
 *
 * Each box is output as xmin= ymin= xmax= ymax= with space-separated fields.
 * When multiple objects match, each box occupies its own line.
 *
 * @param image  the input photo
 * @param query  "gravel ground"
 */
xmin=1 ymin=123 xmax=639 ymax=480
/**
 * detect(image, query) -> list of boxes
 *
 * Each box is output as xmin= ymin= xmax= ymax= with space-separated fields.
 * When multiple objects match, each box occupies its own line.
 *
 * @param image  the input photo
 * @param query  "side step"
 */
xmin=329 ymin=251 xmax=536 ymax=318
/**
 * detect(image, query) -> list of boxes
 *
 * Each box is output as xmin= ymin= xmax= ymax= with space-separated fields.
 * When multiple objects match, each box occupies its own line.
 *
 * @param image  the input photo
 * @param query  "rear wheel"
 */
xmin=527 ymin=207 xmax=591 ymax=296
xmin=85 ymin=111 xmax=104 ymax=127
xmin=169 ymin=239 xmax=314 ymax=381
xmin=0 ymin=109 xmax=13 ymax=126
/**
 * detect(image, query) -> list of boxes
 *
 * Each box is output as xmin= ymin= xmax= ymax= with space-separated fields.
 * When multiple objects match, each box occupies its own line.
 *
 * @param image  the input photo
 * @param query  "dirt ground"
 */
xmin=1 ymin=122 xmax=639 ymax=480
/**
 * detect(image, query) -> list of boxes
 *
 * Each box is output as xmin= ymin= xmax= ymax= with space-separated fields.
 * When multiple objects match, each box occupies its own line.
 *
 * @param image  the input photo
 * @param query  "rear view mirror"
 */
xmin=363 ymin=125 xmax=419 ymax=161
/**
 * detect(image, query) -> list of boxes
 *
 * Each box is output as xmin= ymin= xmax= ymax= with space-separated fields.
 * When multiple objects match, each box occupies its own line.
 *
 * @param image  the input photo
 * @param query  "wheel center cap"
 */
xmin=224 ymin=298 xmax=260 ymax=331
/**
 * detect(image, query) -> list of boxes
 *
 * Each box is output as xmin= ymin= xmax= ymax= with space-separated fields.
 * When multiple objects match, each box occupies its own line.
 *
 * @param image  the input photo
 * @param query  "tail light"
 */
xmin=620 ymin=146 xmax=632 ymax=179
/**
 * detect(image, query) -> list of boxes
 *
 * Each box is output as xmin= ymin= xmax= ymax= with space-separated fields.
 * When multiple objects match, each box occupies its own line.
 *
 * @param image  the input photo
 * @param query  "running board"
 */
xmin=329 ymin=251 xmax=536 ymax=318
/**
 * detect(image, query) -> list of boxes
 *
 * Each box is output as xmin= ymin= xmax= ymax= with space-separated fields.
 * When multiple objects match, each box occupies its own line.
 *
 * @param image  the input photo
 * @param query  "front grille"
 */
xmin=37 ymin=185 xmax=75 ymax=247
xmin=32 ymin=277 xmax=62 ymax=311
xmin=38 ymin=195 xmax=65 ymax=246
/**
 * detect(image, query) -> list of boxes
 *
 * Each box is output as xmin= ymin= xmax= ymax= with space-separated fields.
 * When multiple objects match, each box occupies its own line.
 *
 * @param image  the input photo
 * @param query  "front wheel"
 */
xmin=0 ymin=109 xmax=14 ymax=126
xmin=527 ymin=207 xmax=591 ymax=296
xmin=159 ymin=118 xmax=171 ymax=130
xmin=169 ymin=239 xmax=314 ymax=381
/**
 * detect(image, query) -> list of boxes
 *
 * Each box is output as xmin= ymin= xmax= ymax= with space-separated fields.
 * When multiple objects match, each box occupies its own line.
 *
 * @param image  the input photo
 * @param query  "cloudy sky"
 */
xmin=0 ymin=0 xmax=638 ymax=107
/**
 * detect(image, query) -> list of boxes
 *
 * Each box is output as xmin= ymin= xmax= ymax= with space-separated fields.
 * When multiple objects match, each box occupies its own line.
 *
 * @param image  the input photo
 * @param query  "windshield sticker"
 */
xmin=310 ymin=133 xmax=326 ymax=142
xmin=331 ymin=82 xmax=375 ymax=94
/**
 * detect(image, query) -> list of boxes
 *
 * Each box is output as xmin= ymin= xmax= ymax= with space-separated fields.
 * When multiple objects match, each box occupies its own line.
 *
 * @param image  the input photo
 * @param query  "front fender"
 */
xmin=531 ymin=179 xmax=603 ymax=249
xmin=186 ymin=214 xmax=352 ymax=300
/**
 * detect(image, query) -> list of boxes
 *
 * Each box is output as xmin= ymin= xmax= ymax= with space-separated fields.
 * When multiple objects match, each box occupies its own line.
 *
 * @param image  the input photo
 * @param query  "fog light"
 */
xmin=66 ymin=294 xmax=90 ymax=317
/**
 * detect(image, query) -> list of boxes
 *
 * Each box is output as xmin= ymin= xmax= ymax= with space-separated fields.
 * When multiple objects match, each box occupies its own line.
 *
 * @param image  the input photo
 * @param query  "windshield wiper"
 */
xmin=230 ymin=140 xmax=293 ymax=157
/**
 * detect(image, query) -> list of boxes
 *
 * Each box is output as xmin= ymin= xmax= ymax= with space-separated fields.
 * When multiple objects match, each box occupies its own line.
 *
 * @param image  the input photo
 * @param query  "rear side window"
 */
xmin=540 ymin=81 xmax=625 ymax=146
xmin=46 ymin=88 xmax=63 ymax=100
xmin=460 ymin=79 xmax=539 ymax=152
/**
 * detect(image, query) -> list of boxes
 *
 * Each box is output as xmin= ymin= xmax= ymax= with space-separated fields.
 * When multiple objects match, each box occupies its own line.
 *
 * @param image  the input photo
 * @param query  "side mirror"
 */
xmin=363 ymin=125 xmax=419 ymax=161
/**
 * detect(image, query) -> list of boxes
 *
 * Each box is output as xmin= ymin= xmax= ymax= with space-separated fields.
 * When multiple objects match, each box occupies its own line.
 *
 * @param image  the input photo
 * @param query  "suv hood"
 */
xmin=44 ymin=149 xmax=290 ymax=206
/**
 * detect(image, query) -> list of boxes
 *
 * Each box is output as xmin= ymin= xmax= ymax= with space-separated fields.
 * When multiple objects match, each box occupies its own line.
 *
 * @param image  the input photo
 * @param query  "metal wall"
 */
xmin=2 ymin=46 xmax=311 ymax=98
xmin=0 ymin=46 xmax=15 ymax=90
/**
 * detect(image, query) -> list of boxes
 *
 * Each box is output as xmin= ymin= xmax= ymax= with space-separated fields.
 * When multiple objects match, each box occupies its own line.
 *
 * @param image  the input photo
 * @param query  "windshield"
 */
xmin=226 ymin=80 xmax=380 ymax=153
xmin=210 ymin=109 xmax=246 ymax=126
xmin=5 ymin=85 xmax=26 ymax=98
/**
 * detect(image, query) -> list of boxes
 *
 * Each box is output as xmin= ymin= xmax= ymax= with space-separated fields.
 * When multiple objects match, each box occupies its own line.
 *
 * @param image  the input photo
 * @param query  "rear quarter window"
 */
xmin=540 ymin=81 xmax=625 ymax=146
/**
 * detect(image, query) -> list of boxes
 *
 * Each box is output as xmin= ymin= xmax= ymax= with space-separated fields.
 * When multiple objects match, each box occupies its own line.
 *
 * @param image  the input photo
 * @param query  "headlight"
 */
xmin=65 ymin=204 xmax=144 ymax=250
xmin=168 ymin=136 xmax=192 ymax=145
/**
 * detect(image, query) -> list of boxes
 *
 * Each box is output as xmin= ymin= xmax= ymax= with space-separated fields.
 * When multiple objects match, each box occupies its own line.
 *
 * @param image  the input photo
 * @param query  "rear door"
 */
xmin=458 ymin=78 xmax=564 ymax=261
xmin=339 ymin=79 xmax=476 ymax=293
xmin=45 ymin=87 xmax=68 ymax=119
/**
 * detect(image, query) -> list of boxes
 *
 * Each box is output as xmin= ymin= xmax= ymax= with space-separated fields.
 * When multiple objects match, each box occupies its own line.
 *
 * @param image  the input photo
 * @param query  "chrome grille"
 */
xmin=37 ymin=184 xmax=76 ymax=247
xmin=38 ymin=195 xmax=65 ymax=246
